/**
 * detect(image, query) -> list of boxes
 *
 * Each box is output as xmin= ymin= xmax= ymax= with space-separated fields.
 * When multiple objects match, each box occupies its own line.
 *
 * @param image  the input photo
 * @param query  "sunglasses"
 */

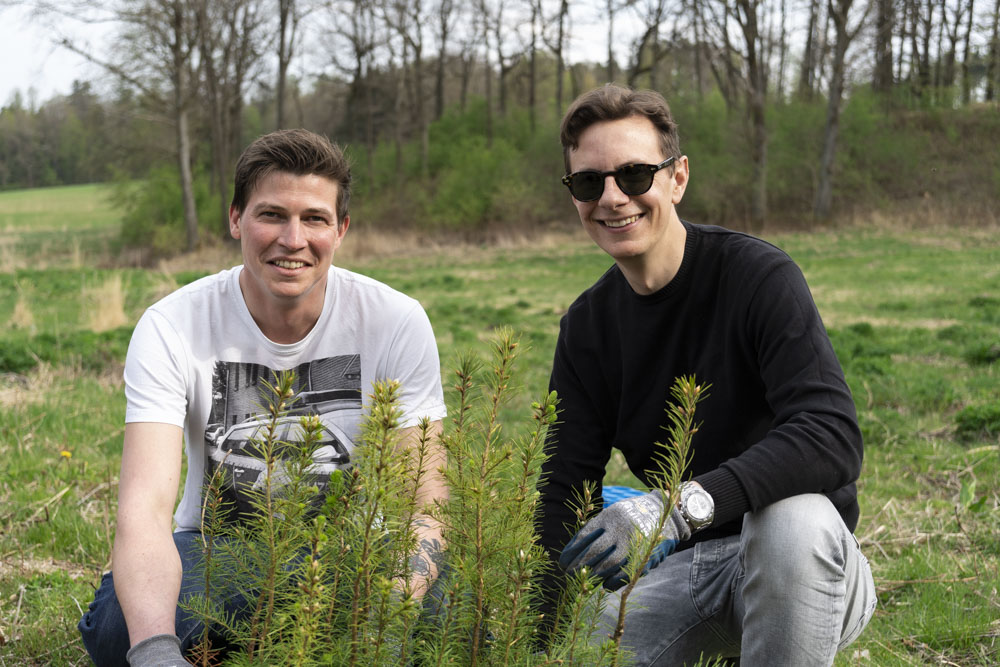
xmin=561 ymin=156 xmax=676 ymax=202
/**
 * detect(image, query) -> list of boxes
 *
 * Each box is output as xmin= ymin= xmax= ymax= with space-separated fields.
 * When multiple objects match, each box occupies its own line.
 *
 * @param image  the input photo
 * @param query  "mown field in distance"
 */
xmin=1 ymin=184 xmax=998 ymax=665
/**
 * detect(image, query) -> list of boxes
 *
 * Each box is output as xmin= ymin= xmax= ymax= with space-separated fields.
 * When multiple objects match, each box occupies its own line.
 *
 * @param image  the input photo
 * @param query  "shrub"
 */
xmin=964 ymin=343 xmax=1000 ymax=366
xmin=184 ymin=331 xmax=704 ymax=665
xmin=954 ymin=403 xmax=1000 ymax=441
xmin=112 ymin=164 xmax=220 ymax=257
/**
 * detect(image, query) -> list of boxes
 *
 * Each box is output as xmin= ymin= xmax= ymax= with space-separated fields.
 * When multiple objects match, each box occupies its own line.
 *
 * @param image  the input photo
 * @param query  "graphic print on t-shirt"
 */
xmin=203 ymin=355 xmax=363 ymax=521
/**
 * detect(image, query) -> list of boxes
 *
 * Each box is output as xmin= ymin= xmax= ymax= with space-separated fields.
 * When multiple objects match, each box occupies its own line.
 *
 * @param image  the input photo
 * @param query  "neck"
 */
xmin=238 ymin=272 xmax=327 ymax=345
xmin=618 ymin=218 xmax=687 ymax=295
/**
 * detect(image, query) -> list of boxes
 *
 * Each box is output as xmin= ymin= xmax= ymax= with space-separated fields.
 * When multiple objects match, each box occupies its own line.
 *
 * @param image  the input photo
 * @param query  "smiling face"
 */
xmin=229 ymin=170 xmax=349 ymax=340
xmin=568 ymin=115 xmax=689 ymax=293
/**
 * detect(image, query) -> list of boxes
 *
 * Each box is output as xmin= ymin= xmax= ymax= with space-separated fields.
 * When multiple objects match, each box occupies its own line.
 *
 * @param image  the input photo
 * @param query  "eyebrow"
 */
xmin=251 ymin=202 xmax=334 ymax=217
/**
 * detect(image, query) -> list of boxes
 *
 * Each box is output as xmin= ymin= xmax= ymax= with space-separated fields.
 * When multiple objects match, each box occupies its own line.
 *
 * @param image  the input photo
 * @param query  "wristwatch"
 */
xmin=678 ymin=481 xmax=715 ymax=532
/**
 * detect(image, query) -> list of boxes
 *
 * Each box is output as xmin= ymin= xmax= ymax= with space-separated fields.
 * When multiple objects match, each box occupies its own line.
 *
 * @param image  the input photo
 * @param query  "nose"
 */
xmin=598 ymin=174 xmax=629 ymax=207
xmin=278 ymin=217 xmax=307 ymax=248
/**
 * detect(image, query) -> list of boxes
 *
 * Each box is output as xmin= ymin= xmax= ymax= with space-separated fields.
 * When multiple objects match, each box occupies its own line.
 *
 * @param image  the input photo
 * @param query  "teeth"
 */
xmin=273 ymin=260 xmax=306 ymax=269
xmin=603 ymin=214 xmax=639 ymax=228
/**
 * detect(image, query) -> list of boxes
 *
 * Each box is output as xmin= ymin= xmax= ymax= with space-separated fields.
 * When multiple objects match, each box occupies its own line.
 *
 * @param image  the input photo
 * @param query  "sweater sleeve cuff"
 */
xmin=694 ymin=468 xmax=750 ymax=527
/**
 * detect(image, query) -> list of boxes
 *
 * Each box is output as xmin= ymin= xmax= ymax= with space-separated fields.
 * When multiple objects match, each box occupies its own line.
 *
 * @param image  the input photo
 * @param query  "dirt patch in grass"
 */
xmin=0 ymin=557 xmax=92 ymax=581
xmin=822 ymin=313 xmax=963 ymax=329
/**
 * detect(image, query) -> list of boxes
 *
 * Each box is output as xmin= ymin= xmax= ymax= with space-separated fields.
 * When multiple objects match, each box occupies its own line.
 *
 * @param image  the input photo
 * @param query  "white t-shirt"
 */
xmin=124 ymin=265 xmax=447 ymax=531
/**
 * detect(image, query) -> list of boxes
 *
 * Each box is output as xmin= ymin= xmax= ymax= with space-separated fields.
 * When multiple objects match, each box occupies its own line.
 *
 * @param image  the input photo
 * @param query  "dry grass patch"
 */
xmin=0 ymin=239 xmax=23 ymax=273
xmin=0 ymin=366 xmax=57 ymax=409
xmin=11 ymin=284 xmax=35 ymax=332
xmin=0 ymin=557 xmax=91 ymax=582
xmin=144 ymin=271 xmax=180 ymax=305
xmin=83 ymin=275 xmax=128 ymax=332
xmin=0 ymin=363 xmax=124 ymax=411
xmin=859 ymin=199 xmax=1000 ymax=233
xmin=153 ymin=240 xmax=242 ymax=274
xmin=821 ymin=313 xmax=963 ymax=330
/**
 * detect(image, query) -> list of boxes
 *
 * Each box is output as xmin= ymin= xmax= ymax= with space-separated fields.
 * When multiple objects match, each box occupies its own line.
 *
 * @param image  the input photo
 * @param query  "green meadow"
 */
xmin=1 ymin=185 xmax=998 ymax=664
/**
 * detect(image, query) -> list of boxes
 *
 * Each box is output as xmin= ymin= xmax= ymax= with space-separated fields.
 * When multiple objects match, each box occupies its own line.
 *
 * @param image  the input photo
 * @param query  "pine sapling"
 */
xmin=609 ymin=376 xmax=708 ymax=666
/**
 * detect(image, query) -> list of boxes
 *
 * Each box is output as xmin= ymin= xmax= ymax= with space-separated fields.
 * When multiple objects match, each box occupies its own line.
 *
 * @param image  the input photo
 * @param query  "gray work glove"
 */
xmin=126 ymin=633 xmax=190 ymax=667
xmin=558 ymin=490 xmax=691 ymax=591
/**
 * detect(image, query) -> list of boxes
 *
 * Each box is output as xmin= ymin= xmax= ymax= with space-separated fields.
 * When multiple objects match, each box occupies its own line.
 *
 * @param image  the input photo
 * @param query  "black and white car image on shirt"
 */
xmin=203 ymin=356 xmax=364 ymax=522
xmin=207 ymin=406 xmax=362 ymax=519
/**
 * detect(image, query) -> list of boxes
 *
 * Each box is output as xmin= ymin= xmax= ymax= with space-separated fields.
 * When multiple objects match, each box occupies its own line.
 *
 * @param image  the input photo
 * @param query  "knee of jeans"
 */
xmin=742 ymin=494 xmax=847 ymax=567
xmin=78 ymin=573 xmax=131 ymax=667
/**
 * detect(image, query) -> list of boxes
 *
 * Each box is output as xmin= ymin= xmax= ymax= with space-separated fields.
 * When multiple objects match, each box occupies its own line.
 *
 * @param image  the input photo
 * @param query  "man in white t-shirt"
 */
xmin=78 ymin=129 xmax=448 ymax=666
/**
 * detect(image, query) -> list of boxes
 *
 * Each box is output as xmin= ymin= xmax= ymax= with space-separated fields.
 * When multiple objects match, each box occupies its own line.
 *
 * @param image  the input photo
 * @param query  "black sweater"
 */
xmin=538 ymin=222 xmax=863 ymax=574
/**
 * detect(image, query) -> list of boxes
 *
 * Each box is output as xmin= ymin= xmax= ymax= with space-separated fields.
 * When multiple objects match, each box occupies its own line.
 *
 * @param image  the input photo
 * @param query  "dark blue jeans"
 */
xmin=78 ymin=531 xmax=247 ymax=667
xmin=79 ymin=530 xmax=453 ymax=665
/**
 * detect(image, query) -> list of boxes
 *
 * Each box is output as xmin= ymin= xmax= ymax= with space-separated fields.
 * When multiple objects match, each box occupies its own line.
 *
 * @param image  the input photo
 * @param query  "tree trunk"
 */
xmin=916 ymin=0 xmax=932 ymax=96
xmin=693 ymin=0 xmax=705 ymax=98
xmin=530 ymin=0 xmax=538 ymax=130
xmin=815 ymin=0 xmax=852 ymax=221
xmin=434 ymin=0 xmax=453 ymax=121
xmin=555 ymin=0 xmax=568 ymax=112
xmin=896 ymin=0 xmax=910 ymax=83
xmin=170 ymin=0 xmax=198 ymax=251
xmin=736 ymin=0 xmax=768 ymax=231
xmin=942 ymin=0 xmax=965 ymax=102
xmin=195 ymin=0 xmax=230 ymax=237
xmin=988 ymin=0 xmax=1000 ymax=101
xmin=960 ymin=0 xmax=976 ymax=104
xmin=482 ymin=12 xmax=493 ymax=147
xmin=797 ymin=0 xmax=819 ymax=100
xmin=277 ymin=0 xmax=295 ymax=129
xmin=415 ymin=50 xmax=428 ymax=177
xmin=494 ymin=7 xmax=509 ymax=115
xmin=607 ymin=0 xmax=616 ymax=83
xmin=176 ymin=105 xmax=199 ymax=252
xmin=873 ymin=0 xmax=894 ymax=93
xmin=933 ymin=0 xmax=946 ymax=98
xmin=776 ymin=0 xmax=788 ymax=100
xmin=460 ymin=49 xmax=472 ymax=110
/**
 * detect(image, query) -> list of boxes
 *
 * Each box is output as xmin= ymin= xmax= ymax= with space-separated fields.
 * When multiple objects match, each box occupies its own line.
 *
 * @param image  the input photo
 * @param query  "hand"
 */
xmin=126 ymin=634 xmax=191 ymax=667
xmin=558 ymin=490 xmax=691 ymax=591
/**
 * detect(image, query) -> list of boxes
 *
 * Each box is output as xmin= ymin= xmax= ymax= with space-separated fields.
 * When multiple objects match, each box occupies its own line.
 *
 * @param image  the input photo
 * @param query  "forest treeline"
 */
xmin=2 ymin=0 xmax=1000 ymax=257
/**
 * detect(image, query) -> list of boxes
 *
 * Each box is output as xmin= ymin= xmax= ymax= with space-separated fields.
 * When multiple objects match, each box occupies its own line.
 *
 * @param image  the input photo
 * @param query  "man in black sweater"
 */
xmin=538 ymin=84 xmax=877 ymax=665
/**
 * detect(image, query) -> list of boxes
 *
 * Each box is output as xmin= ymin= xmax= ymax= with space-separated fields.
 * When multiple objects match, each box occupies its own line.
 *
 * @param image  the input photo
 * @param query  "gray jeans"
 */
xmin=594 ymin=494 xmax=877 ymax=666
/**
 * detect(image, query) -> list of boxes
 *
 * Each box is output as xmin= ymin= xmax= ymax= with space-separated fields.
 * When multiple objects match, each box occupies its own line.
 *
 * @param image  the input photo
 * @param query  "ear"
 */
xmin=670 ymin=156 xmax=690 ymax=205
xmin=229 ymin=205 xmax=242 ymax=240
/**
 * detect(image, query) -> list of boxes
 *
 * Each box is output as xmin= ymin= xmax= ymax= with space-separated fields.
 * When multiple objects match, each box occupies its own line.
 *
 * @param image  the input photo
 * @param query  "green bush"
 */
xmin=676 ymin=92 xmax=751 ymax=224
xmin=838 ymin=89 xmax=931 ymax=202
xmin=964 ymin=343 xmax=1000 ymax=366
xmin=767 ymin=100 xmax=826 ymax=215
xmin=954 ymin=403 xmax=1000 ymax=441
xmin=112 ymin=164 xmax=220 ymax=257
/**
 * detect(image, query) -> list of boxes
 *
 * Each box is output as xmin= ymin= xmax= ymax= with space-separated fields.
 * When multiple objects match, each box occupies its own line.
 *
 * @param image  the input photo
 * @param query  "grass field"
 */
xmin=1 ymin=185 xmax=998 ymax=665
xmin=0 ymin=184 xmax=122 ymax=273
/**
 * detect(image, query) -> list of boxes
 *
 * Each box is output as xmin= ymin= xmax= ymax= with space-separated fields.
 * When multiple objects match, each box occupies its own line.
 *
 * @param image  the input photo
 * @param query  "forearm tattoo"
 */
xmin=409 ymin=518 xmax=445 ymax=577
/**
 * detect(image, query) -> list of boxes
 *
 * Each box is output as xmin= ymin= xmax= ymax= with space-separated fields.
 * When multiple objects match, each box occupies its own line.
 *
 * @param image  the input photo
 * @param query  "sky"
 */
xmin=0 ymin=5 xmax=111 ymax=105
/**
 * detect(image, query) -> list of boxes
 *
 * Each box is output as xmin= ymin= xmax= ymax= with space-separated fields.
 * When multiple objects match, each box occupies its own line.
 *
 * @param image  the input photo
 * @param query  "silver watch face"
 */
xmin=685 ymin=491 xmax=713 ymax=522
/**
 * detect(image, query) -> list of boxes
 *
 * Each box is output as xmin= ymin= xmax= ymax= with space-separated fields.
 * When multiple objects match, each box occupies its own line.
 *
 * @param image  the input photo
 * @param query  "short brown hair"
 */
xmin=560 ymin=84 xmax=680 ymax=172
xmin=231 ymin=129 xmax=352 ymax=223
